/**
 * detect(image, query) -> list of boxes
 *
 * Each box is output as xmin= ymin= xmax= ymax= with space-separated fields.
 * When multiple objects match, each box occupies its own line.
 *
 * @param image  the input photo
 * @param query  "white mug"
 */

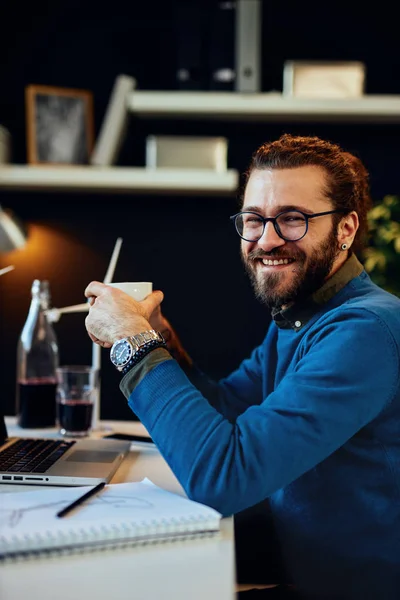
xmin=108 ymin=282 xmax=153 ymax=301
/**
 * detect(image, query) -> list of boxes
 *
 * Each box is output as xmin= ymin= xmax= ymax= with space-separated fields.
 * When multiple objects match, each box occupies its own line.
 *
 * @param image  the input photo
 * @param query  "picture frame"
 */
xmin=282 ymin=61 xmax=366 ymax=99
xmin=25 ymin=85 xmax=94 ymax=165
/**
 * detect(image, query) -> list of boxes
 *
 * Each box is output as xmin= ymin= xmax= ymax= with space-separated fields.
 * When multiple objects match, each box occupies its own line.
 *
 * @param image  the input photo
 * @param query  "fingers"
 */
xmin=84 ymin=281 xmax=108 ymax=299
xmin=84 ymin=283 xmax=163 ymax=346
xmin=87 ymin=331 xmax=97 ymax=343
xmin=87 ymin=330 xmax=112 ymax=348
xmin=100 ymin=340 xmax=112 ymax=348
xmin=141 ymin=290 xmax=164 ymax=319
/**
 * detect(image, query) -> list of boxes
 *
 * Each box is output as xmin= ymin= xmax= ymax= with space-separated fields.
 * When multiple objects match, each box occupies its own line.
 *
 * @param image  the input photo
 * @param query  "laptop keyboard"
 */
xmin=0 ymin=438 xmax=76 ymax=473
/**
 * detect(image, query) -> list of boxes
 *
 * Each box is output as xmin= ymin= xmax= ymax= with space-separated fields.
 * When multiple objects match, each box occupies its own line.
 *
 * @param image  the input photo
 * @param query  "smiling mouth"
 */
xmin=260 ymin=258 xmax=295 ymax=266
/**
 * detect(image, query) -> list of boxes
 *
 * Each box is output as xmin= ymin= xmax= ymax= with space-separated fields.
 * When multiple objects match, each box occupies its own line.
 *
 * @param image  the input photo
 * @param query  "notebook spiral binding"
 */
xmin=0 ymin=515 xmax=220 ymax=563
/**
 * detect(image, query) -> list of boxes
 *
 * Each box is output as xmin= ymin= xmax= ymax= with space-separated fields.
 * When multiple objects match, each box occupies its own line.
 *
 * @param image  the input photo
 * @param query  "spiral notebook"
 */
xmin=0 ymin=479 xmax=222 ymax=561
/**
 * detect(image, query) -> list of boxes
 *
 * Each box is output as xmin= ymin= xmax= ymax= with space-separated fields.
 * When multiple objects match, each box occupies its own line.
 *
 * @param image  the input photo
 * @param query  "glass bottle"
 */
xmin=16 ymin=279 xmax=59 ymax=428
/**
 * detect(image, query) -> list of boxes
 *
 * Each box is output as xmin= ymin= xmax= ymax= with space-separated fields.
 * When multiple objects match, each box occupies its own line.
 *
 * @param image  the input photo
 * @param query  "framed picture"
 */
xmin=283 ymin=61 xmax=366 ymax=99
xmin=25 ymin=85 xmax=94 ymax=165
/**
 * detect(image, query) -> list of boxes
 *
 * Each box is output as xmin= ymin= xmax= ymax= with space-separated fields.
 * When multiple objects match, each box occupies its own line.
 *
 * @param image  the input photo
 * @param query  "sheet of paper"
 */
xmin=0 ymin=479 xmax=221 ymax=538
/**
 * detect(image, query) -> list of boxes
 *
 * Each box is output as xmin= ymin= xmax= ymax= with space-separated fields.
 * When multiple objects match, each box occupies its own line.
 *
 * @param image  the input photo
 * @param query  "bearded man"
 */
xmin=84 ymin=135 xmax=400 ymax=600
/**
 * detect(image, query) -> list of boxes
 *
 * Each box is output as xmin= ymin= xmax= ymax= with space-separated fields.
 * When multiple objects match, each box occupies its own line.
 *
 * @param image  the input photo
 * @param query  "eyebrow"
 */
xmin=242 ymin=204 xmax=315 ymax=215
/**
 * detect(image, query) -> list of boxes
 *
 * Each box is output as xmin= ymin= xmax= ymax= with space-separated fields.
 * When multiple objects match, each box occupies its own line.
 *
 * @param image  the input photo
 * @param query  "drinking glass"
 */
xmin=56 ymin=366 xmax=99 ymax=437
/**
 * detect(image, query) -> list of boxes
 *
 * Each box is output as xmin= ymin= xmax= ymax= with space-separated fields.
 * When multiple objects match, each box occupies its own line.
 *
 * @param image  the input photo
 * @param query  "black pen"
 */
xmin=56 ymin=482 xmax=106 ymax=518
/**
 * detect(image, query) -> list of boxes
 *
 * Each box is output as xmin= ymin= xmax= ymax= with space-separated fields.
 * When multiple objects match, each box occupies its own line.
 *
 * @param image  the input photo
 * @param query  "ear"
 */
xmin=337 ymin=211 xmax=359 ymax=249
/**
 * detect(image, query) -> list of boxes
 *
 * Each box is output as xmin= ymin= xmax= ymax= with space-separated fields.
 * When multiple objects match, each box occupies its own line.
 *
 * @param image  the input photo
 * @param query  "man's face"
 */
xmin=241 ymin=165 xmax=342 ymax=308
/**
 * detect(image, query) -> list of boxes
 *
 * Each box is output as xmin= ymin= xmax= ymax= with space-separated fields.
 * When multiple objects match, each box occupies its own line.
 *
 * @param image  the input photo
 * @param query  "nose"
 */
xmin=256 ymin=221 xmax=286 ymax=252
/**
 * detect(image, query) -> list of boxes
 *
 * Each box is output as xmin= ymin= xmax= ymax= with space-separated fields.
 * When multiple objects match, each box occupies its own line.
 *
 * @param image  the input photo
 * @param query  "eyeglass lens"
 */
xmin=236 ymin=211 xmax=307 ymax=241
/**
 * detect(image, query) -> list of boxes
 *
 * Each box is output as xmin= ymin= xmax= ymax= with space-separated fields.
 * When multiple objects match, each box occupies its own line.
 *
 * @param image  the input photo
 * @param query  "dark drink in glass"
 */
xmin=57 ymin=399 xmax=93 ymax=437
xmin=55 ymin=366 xmax=98 ymax=437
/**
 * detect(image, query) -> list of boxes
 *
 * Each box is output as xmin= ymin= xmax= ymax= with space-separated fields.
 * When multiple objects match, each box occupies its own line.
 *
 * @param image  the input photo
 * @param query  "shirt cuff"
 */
xmin=119 ymin=347 xmax=173 ymax=399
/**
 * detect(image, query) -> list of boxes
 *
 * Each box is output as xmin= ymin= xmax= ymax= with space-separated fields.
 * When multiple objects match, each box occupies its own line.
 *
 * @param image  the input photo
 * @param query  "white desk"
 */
xmin=0 ymin=418 xmax=235 ymax=600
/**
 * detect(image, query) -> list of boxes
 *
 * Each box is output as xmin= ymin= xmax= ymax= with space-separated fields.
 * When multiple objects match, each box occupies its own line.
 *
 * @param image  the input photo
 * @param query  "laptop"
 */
xmin=0 ymin=408 xmax=131 ymax=486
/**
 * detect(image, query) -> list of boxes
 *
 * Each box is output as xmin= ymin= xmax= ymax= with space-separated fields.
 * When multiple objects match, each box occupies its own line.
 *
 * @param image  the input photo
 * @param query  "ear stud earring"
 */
xmin=341 ymin=243 xmax=348 ymax=251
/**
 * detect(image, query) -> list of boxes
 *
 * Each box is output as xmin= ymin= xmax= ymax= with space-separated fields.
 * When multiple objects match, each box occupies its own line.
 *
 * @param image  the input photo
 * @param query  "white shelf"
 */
xmin=127 ymin=91 xmax=400 ymax=123
xmin=0 ymin=166 xmax=239 ymax=195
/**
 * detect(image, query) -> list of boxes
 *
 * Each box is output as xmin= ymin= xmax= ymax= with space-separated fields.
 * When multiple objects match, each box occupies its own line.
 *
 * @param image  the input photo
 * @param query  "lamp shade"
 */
xmin=0 ymin=205 xmax=27 ymax=252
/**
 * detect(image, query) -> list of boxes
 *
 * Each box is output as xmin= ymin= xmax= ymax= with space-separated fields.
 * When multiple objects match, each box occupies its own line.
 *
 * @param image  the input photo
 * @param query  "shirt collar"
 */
xmin=271 ymin=253 xmax=364 ymax=331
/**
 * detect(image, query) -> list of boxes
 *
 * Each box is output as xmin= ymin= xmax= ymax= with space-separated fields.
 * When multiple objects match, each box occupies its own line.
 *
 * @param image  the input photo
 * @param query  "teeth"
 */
xmin=261 ymin=258 xmax=292 ymax=266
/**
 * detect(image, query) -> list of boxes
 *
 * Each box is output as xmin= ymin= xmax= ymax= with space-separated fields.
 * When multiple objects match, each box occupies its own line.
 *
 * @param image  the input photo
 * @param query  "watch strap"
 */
xmin=121 ymin=337 xmax=166 ymax=375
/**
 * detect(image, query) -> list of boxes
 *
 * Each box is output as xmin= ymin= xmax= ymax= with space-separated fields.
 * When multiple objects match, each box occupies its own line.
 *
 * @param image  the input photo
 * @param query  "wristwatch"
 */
xmin=110 ymin=330 xmax=166 ymax=375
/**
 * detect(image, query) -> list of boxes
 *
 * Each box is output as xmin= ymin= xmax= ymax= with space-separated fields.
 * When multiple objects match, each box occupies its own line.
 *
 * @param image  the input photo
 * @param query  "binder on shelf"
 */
xmin=207 ymin=0 xmax=262 ymax=92
xmin=0 ymin=479 xmax=222 ymax=561
xmin=90 ymin=74 xmax=136 ymax=166
xmin=208 ymin=1 xmax=236 ymax=91
xmin=174 ymin=2 xmax=208 ymax=90
xmin=235 ymin=0 xmax=262 ymax=93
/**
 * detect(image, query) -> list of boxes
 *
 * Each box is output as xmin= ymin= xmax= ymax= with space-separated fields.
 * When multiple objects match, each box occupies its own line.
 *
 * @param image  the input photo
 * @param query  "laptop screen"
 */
xmin=0 ymin=405 xmax=8 ymax=444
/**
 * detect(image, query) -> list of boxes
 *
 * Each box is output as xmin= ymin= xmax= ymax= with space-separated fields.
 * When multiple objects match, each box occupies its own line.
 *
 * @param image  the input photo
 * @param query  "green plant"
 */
xmin=362 ymin=195 xmax=400 ymax=297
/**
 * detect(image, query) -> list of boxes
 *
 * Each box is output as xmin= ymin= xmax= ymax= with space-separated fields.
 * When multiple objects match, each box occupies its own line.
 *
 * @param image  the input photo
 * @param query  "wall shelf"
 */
xmin=127 ymin=91 xmax=400 ymax=123
xmin=3 ymin=90 xmax=399 ymax=197
xmin=0 ymin=166 xmax=239 ymax=195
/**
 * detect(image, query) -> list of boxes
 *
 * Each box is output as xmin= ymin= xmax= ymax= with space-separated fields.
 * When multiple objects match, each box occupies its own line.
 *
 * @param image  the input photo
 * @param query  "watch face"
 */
xmin=110 ymin=339 xmax=133 ymax=367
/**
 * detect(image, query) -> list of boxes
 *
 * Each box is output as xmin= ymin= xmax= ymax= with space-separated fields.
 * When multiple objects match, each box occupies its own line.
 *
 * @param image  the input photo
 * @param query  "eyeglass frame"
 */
xmin=230 ymin=208 xmax=348 ymax=243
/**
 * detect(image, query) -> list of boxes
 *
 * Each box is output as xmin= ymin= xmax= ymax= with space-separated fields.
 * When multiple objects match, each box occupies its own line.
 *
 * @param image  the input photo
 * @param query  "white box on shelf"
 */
xmin=145 ymin=135 xmax=228 ymax=171
xmin=283 ymin=61 xmax=366 ymax=98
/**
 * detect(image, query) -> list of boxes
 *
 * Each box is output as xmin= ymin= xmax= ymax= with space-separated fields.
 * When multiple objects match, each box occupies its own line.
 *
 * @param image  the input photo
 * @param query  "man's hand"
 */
xmin=84 ymin=281 xmax=164 ymax=348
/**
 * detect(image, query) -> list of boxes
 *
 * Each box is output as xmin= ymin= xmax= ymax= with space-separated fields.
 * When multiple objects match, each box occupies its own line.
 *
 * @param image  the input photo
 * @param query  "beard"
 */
xmin=242 ymin=229 xmax=340 ymax=309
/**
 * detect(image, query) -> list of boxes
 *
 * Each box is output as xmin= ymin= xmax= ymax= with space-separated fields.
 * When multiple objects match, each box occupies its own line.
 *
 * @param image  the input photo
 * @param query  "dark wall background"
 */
xmin=1 ymin=0 xmax=399 ymax=420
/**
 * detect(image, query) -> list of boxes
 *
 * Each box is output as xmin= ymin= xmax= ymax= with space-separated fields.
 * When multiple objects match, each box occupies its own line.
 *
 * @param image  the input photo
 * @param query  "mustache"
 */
xmin=247 ymin=248 xmax=305 ymax=262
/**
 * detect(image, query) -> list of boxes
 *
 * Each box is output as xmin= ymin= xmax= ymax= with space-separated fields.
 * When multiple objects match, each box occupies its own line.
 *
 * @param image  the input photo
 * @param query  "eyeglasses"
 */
xmin=230 ymin=209 xmax=346 ymax=243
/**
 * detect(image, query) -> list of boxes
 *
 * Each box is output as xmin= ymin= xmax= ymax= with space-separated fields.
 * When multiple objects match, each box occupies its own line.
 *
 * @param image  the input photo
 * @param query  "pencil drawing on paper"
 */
xmin=0 ymin=494 xmax=154 ymax=529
